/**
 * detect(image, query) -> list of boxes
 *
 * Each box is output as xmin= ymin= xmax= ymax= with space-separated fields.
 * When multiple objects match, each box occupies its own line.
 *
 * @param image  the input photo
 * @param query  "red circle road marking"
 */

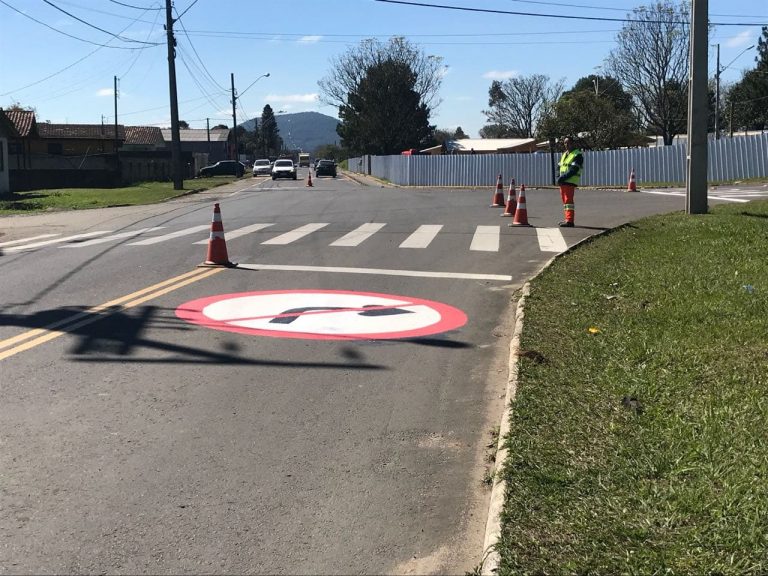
xmin=175 ymin=289 xmax=467 ymax=340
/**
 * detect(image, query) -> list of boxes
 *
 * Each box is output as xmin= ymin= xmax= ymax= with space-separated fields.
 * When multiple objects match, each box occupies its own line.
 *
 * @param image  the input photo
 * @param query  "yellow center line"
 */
xmin=0 ymin=267 xmax=222 ymax=361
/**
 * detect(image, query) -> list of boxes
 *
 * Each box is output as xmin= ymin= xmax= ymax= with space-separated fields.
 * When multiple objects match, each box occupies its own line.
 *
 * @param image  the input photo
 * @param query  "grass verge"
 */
xmin=0 ymin=177 xmax=240 ymax=215
xmin=497 ymin=199 xmax=768 ymax=574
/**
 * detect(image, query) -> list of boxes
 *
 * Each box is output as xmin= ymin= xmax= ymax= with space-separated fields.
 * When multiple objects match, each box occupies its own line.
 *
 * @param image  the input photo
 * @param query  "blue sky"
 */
xmin=1 ymin=0 xmax=766 ymax=138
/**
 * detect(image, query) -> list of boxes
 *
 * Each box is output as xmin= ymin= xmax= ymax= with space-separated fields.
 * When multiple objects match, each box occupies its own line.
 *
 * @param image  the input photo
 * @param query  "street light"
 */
xmin=231 ymin=72 xmax=270 ymax=160
xmin=714 ymin=44 xmax=754 ymax=139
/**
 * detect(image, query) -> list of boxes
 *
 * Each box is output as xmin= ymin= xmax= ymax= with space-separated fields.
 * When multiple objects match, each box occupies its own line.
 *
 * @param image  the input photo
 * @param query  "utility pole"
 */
xmin=114 ymin=75 xmax=119 ymax=155
xmin=231 ymin=73 xmax=238 ymax=161
xmin=685 ymin=0 xmax=708 ymax=215
xmin=165 ymin=0 xmax=183 ymax=190
xmin=206 ymin=117 xmax=211 ymax=155
xmin=714 ymin=44 xmax=721 ymax=140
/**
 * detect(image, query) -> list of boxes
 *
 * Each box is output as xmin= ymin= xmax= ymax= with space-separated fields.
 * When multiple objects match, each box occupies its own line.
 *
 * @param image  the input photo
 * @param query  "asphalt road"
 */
xmin=0 ymin=172 xmax=764 ymax=574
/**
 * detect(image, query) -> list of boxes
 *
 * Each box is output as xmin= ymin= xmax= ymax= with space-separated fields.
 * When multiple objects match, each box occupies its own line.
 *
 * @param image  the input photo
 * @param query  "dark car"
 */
xmin=314 ymin=159 xmax=337 ymax=178
xmin=198 ymin=160 xmax=245 ymax=177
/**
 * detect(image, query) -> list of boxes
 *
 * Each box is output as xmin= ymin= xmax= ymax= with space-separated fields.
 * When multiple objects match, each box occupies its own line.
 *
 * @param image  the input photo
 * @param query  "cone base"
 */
xmin=508 ymin=222 xmax=531 ymax=227
xmin=198 ymin=261 xmax=238 ymax=268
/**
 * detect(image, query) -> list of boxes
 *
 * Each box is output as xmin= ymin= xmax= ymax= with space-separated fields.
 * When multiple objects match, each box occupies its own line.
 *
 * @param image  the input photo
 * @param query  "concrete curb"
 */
xmin=479 ymin=229 xmax=615 ymax=574
xmin=480 ymin=282 xmax=529 ymax=575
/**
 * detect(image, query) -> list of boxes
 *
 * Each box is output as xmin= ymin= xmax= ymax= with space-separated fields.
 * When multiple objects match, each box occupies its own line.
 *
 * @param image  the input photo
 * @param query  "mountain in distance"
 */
xmin=240 ymin=111 xmax=340 ymax=154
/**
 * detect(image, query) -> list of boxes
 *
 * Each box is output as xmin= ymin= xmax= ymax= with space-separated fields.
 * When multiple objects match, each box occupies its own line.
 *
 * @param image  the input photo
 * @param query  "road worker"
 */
xmin=556 ymin=137 xmax=584 ymax=227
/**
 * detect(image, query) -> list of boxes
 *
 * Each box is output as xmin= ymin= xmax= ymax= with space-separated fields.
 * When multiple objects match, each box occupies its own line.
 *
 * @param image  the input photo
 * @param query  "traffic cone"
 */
xmin=306 ymin=171 xmax=313 ymax=187
xmin=510 ymin=184 xmax=530 ymax=226
xmin=627 ymin=168 xmax=637 ymax=192
xmin=199 ymin=203 xmax=237 ymax=268
xmin=501 ymin=178 xmax=517 ymax=217
xmin=490 ymin=173 xmax=504 ymax=207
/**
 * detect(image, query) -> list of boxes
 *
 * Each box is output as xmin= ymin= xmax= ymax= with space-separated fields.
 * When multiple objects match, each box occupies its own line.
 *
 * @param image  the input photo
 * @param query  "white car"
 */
xmin=271 ymin=158 xmax=297 ymax=180
xmin=252 ymin=159 xmax=271 ymax=177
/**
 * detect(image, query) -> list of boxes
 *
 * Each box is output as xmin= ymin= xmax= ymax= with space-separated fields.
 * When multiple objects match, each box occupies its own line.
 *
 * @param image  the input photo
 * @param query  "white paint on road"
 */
xmin=61 ymin=227 xmax=165 ymax=247
xmin=0 ymin=234 xmax=59 ymax=247
xmin=128 ymin=225 xmax=210 ymax=245
xmin=237 ymin=263 xmax=513 ymax=281
xmin=470 ymin=226 xmax=500 ymax=252
xmin=193 ymin=223 xmax=274 ymax=244
xmin=400 ymin=225 xmax=443 ymax=248
xmin=329 ymin=223 xmax=386 ymax=246
xmin=261 ymin=223 xmax=329 ymax=245
xmin=536 ymin=228 xmax=568 ymax=252
xmin=4 ymin=231 xmax=112 ymax=252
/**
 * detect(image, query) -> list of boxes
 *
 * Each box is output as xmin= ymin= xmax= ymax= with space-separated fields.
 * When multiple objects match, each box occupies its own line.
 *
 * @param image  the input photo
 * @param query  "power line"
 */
xmin=175 ymin=0 xmax=199 ymax=21
xmin=108 ymin=0 xmax=162 ymax=9
xmin=173 ymin=6 xmax=227 ymax=92
xmin=40 ymin=0 xmax=161 ymax=44
xmin=0 ymin=0 xmax=147 ymax=49
xmin=499 ymin=0 xmax=766 ymax=18
xmin=373 ymin=0 xmax=768 ymax=26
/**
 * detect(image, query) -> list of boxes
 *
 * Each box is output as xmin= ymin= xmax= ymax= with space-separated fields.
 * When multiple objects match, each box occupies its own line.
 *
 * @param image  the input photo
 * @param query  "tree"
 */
xmin=453 ymin=126 xmax=468 ymax=139
xmin=606 ymin=1 xmax=690 ymax=145
xmin=213 ymin=124 xmax=228 ymax=130
xmin=483 ymin=75 xmax=564 ymax=138
xmin=479 ymin=124 xmax=515 ymax=139
xmin=178 ymin=120 xmax=190 ymax=129
xmin=319 ymin=37 xmax=444 ymax=112
xmin=337 ymin=59 xmax=434 ymax=155
xmin=725 ymin=28 xmax=768 ymax=133
xmin=539 ymin=90 xmax=644 ymax=150
xmin=314 ymin=143 xmax=346 ymax=161
xmin=259 ymin=105 xmax=281 ymax=157
xmin=569 ymin=75 xmax=633 ymax=113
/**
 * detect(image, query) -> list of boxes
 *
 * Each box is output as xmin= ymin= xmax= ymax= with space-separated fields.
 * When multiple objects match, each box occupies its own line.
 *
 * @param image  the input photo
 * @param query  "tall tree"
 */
xmin=606 ymin=1 xmax=690 ymax=145
xmin=259 ymin=105 xmax=280 ymax=157
xmin=318 ymin=37 xmax=444 ymax=111
xmin=337 ymin=59 xmax=433 ymax=155
xmin=725 ymin=28 xmax=768 ymax=133
xmin=483 ymin=74 xmax=564 ymax=138
xmin=568 ymin=75 xmax=633 ymax=113
xmin=479 ymin=124 xmax=515 ymax=139
xmin=453 ymin=126 xmax=468 ymax=139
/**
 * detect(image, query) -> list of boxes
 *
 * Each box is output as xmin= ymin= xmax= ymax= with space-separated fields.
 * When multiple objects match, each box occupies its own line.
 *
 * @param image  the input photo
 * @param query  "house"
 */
xmin=160 ymin=128 xmax=230 ymax=164
xmin=420 ymin=138 xmax=540 ymax=155
xmin=0 ymin=110 xmax=20 ymax=195
xmin=36 ymin=123 xmax=125 ymax=156
xmin=3 ymin=108 xmax=37 ymax=170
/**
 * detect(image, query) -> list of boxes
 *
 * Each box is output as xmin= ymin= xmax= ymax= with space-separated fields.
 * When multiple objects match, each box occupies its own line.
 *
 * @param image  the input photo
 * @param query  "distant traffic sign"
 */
xmin=176 ymin=289 xmax=467 ymax=340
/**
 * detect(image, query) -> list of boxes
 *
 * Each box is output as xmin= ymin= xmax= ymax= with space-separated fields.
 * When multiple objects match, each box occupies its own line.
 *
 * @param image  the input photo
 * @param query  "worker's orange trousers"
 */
xmin=559 ymin=184 xmax=576 ymax=224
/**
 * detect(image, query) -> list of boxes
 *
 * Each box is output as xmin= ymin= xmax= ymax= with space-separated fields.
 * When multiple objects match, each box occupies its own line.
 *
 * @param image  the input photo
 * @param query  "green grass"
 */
xmin=496 ymin=200 xmax=768 ymax=574
xmin=0 ymin=177 xmax=240 ymax=214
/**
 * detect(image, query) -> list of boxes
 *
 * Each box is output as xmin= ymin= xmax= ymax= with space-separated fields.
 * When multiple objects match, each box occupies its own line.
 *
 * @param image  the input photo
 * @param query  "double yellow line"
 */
xmin=0 ymin=267 xmax=222 ymax=361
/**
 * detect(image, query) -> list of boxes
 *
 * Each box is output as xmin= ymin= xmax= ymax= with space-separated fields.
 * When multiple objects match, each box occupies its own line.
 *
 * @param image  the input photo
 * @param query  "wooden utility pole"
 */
xmin=231 ymin=73 xmax=238 ymax=161
xmin=165 ymin=0 xmax=183 ymax=189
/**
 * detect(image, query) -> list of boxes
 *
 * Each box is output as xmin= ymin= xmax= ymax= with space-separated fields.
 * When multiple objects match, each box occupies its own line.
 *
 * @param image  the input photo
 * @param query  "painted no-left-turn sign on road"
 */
xmin=176 ymin=289 xmax=467 ymax=340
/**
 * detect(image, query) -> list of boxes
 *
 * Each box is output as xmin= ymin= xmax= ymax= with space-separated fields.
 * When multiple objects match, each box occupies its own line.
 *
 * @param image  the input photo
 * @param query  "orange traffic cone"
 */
xmin=510 ymin=184 xmax=530 ymax=226
xmin=490 ymin=173 xmax=504 ymax=207
xmin=627 ymin=168 xmax=637 ymax=192
xmin=306 ymin=171 xmax=314 ymax=187
xmin=199 ymin=203 xmax=237 ymax=268
xmin=501 ymin=178 xmax=517 ymax=217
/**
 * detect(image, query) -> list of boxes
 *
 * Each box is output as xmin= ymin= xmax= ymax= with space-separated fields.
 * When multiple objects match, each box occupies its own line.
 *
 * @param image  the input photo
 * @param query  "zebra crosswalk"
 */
xmin=2 ymin=222 xmax=571 ymax=255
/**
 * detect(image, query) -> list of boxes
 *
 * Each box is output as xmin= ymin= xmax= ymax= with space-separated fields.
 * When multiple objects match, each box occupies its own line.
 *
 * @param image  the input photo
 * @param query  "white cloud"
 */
xmin=265 ymin=93 xmax=319 ymax=104
xmin=96 ymin=88 xmax=114 ymax=97
xmin=725 ymin=30 xmax=755 ymax=48
xmin=298 ymin=35 xmax=322 ymax=44
xmin=482 ymin=70 xmax=518 ymax=80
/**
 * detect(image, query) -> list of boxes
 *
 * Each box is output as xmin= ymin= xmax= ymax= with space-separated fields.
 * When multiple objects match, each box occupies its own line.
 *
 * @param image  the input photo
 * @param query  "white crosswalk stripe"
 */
xmin=470 ymin=226 xmax=500 ymax=252
xmin=193 ymin=223 xmax=274 ymax=245
xmin=4 ymin=231 xmax=112 ymax=252
xmin=127 ymin=225 xmax=210 ymax=246
xmin=536 ymin=228 xmax=568 ymax=252
xmin=61 ymin=227 xmax=165 ymax=247
xmin=400 ymin=225 xmax=443 ymax=248
xmin=329 ymin=223 xmax=386 ymax=247
xmin=0 ymin=233 xmax=59 ymax=247
xmin=261 ymin=223 xmax=329 ymax=245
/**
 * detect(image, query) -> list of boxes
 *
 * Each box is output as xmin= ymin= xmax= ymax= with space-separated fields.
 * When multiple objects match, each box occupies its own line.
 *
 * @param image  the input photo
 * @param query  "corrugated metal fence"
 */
xmin=348 ymin=132 xmax=768 ymax=187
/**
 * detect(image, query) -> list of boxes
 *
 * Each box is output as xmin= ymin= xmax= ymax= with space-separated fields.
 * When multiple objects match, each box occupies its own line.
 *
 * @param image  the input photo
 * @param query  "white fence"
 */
xmin=348 ymin=132 xmax=768 ymax=187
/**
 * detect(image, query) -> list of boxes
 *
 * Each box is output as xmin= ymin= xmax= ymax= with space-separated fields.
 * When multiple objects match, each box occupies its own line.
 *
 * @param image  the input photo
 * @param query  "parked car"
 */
xmin=314 ymin=159 xmax=337 ymax=178
xmin=271 ymin=158 xmax=297 ymax=180
xmin=198 ymin=160 xmax=245 ymax=177
xmin=252 ymin=158 xmax=272 ymax=177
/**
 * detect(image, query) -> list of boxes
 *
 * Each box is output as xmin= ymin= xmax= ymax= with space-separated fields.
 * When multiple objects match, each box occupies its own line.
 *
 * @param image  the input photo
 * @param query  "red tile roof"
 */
xmin=3 ymin=109 xmax=36 ymax=137
xmin=37 ymin=123 xmax=126 ymax=140
xmin=125 ymin=125 xmax=164 ymax=146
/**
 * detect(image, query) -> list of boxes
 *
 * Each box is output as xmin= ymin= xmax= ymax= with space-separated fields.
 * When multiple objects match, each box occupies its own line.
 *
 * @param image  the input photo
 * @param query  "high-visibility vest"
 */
xmin=559 ymin=149 xmax=583 ymax=186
